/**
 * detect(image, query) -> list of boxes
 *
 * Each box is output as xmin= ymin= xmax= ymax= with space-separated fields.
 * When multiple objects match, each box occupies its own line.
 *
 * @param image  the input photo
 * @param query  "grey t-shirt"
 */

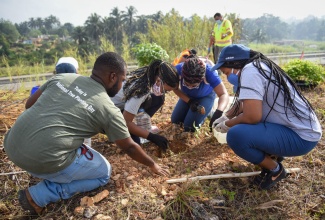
xmin=4 ymin=74 xmax=130 ymax=174
xmin=239 ymin=62 xmax=322 ymax=142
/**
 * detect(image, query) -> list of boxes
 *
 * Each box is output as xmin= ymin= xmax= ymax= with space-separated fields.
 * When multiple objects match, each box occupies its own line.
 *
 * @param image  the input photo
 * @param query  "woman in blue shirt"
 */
xmin=172 ymin=56 xmax=229 ymax=131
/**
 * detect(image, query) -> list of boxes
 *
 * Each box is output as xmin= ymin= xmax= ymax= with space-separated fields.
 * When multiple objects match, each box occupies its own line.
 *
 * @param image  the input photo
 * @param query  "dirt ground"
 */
xmin=0 ymin=79 xmax=325 ymax=219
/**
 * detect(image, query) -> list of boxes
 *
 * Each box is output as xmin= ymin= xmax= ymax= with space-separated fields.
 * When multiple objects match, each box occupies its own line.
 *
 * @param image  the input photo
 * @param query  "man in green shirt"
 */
xmin=4 ymin=52 xmax=169 ymax=215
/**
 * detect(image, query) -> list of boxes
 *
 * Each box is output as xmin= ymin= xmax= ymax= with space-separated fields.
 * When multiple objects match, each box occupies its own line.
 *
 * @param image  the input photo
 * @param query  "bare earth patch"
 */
xmin=0 ymin=80 xmax=324 ymax=219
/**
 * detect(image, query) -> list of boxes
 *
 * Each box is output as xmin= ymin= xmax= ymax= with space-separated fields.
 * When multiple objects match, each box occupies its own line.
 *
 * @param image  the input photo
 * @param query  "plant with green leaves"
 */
xmin=282 ymin=59 xmax=325 ymax=85
xmin=132 ymin=42 xmax=169 ymax=67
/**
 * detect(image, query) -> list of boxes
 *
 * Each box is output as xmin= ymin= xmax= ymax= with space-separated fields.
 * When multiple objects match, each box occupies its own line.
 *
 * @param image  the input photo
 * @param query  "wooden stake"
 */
xmin=0 ymin=171 xmax=26 ymax=176
xmin=166 ymin=168 xmax=301 ymax=184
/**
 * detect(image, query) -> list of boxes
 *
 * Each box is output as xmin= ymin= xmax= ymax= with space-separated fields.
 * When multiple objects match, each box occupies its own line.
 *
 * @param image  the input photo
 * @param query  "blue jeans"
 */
xmin=227 ymin=122 xmax=318 ymax=164
xmin=55 ymin=63 xmax=77 ymax=74
xmin=171 ymin=91 xmax=216 ymax=131
xmin=28 ymin=146 xmax=111 ymax=207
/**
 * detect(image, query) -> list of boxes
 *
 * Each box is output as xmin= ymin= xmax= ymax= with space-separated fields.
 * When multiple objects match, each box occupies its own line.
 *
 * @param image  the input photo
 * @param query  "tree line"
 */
xmin=0 ymin=6 xmax=325 ymax=67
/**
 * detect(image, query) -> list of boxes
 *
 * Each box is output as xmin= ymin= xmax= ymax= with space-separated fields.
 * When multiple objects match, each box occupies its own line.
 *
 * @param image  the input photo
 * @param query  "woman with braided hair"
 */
xmin=111 ymin=59 xmax=179 ymax=151
xmin=171 ymin=55 xmax=229 ymax=132
xmin=211 ymin=44 xmax=322 ymax=190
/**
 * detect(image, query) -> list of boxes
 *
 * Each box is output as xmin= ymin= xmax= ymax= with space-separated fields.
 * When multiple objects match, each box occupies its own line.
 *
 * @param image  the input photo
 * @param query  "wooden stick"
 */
xmin=166 ymin=168 xmax=301 ymax=184
xmin=0 ymin=171 xmax=27 ymax=176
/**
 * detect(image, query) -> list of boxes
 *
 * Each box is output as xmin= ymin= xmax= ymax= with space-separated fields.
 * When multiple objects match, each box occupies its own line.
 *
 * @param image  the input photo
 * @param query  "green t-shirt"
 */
xmin=4 ymin=74 xmax=130 ymax=174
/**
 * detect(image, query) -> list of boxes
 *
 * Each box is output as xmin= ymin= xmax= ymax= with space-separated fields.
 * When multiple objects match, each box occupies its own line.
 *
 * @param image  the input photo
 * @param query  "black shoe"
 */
xmin=18 ymin=189 xmax=44 ymax=215
xmin=257 ymin=162 xmax=288 ymax=190
xmin=252 ymin=168 xmax=268 ymax=186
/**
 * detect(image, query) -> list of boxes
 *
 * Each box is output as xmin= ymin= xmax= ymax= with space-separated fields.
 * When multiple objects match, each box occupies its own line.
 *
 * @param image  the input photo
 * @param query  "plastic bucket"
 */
xmin=213 ymin=129 xmax=227 ymax=144
xmin=30 ymin=86 xmax=40 ymax=95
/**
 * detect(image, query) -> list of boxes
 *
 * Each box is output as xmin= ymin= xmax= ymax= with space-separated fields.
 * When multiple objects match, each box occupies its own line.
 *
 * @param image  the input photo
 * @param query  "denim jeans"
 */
xmin=171 ymin=91 xmax=216 ymax=131
xmin=28 ymin=146 xmax=111 ymax=207
xmin=227 ymin=122 xmax=318 ymax=164
xmin=55 ymin=63 xmax=77 ymax=74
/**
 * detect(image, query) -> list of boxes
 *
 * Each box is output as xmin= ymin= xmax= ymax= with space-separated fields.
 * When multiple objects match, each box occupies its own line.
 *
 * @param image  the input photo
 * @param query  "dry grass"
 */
xmin=0 ymin=78 xmax=324 ymax=219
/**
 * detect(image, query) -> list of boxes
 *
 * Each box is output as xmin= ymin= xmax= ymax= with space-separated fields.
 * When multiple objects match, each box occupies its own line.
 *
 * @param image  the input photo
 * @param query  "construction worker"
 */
xmin=208 ymin=13 xmax=233 ymax=64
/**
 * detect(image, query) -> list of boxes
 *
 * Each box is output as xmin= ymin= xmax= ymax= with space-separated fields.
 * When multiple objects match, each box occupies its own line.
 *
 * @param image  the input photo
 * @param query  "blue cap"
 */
xmin=211 ymin=44 xmax=250 ymax=71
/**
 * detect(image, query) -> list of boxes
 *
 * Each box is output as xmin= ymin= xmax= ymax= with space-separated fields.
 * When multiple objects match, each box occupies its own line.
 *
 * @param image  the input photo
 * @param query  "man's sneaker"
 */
xmin=18 ymin=189 xmax=44 ymax=215
xmin=256 ymin=162 xmax=288 ymax=190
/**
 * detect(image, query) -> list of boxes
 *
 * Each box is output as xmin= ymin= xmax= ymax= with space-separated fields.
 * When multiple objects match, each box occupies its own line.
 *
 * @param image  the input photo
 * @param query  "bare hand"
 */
xmin=150 ymin=163 xmax=170 ymax=176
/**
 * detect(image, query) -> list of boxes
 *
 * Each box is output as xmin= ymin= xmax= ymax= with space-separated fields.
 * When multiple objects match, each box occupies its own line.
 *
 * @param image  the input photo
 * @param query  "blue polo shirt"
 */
xmin=175 ymin=63 xmax=222 ymax=98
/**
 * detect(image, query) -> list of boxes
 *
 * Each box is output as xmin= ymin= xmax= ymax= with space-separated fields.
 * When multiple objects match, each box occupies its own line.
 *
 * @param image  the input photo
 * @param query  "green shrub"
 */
xmin=132 ymin=43 xmax=169 ymax=67
xmin=282 ymin=59 xmax=325 ymax=85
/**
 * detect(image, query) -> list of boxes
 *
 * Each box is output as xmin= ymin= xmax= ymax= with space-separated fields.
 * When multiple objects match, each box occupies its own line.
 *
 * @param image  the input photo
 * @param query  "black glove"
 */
xmin=209 ymin=109 xmax=223 ymax=131
xmin=187 ymin=99 xmax=199 ymax=112
xmin=140 ymin=95 xmax=152 ymax=111
xmin=147 ymin=132 xmax=168 ymax=152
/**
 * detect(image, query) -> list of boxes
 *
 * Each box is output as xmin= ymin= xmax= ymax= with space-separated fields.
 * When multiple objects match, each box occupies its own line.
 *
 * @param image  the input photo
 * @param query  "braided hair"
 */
xmin=123 ymin=60 xmax=179 ymax=101
xmin=182 ymin=55 xmax=206 ymax=84
xmin=225 ymin=50 xmax=314 ymax=123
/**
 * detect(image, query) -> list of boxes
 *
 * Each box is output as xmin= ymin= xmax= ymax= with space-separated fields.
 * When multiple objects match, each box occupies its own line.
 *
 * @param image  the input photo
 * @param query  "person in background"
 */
xmin=172 ymin=48 xmax=197 ymax=66
xmin=211 ymin=44 xmax=322 ymax=190
xmin=31 ymin=57 xmax=79 ymax=96
xmin=55 ymin=57 xmax=79 ymax=74
xmin=172 ymin=55 xmax=229 ymax=132
xmin=111 ymin=60 xmax=179 ymax=152
xmin=4 ymin=52 xmax=169 ymax=215
xmin=208 ymin=13 xmax=233 ymax=64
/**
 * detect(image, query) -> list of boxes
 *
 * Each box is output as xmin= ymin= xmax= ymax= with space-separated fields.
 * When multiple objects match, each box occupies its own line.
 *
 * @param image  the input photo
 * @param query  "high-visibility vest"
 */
xmin=212 ymin=19 xmax=233 ymax=47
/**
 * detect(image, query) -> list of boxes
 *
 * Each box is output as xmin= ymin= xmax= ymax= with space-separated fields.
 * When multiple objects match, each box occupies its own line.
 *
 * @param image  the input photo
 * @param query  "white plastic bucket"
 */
xmin=213 ymin=129 xmax=227 ymax=144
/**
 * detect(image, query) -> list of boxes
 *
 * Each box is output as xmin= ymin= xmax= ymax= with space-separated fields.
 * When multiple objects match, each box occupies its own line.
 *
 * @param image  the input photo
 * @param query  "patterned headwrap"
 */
xmin=181 ymin=56 xmax=205 ymax=84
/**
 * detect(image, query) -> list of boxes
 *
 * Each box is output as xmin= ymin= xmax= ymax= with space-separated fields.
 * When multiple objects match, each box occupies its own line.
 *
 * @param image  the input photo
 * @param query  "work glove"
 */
xmin=215 ymin=121 xmax=230 ymax=133
xmin=208 ymin=47 xmax=211 ymax=54
xmin=147 ymin=132 xmax=168 ymax=152
xmin=212 ymin=115 xmax=229 ymax=128
xmin=209 ymin=109 xmax=223 ymax=131
xmin=187 ymin=99 xmax=200 ymax=112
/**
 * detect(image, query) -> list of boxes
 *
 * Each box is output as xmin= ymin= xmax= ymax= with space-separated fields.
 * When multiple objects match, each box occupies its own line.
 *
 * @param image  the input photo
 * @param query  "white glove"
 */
xmin=212 ymin=115 xmax=228 ymax=128
xmin=215 ymin=121 xmax=230 ymax=133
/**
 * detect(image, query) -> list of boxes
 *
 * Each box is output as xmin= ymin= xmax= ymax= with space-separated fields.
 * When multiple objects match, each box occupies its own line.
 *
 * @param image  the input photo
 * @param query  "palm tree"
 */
xmin=84 ymin=13 xmax=103 ymax=47
xmin=102 ymin=16 xmax=115 ymax=42
xmin=110 ymin=7 xmax=123 ymax=47
xmin=149 ymin=11 xmax=164 ymax=23
xmin=35 ymin=17 xmax=44 ymax=29
xmin=135 ymin=15 xmax=149 ymax=33
xmin=121 ymin=6 xmax=137 ymax=41
xmin=72 ymin=26 xmax=87 ymax=44
xmin=62 ymin=22 xmax=74 ymax=36
xmin=44 ymin=15 xmax=61 ymax=30
xmin=28 ymin=17 xmax=37 ymax=29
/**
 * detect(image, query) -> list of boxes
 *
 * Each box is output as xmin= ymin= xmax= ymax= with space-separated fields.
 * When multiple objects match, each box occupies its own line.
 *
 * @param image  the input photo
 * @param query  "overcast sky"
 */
xmin=1 ymin=0 xmax=324 ymax=26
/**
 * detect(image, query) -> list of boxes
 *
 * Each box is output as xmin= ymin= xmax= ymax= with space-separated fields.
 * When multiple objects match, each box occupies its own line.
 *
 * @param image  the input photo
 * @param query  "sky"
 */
xmin=1 ymin=0 xmax=324 ymax=26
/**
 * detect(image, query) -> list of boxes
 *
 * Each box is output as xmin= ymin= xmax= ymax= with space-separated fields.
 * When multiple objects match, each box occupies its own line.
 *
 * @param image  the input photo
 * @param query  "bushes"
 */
xmin=282 ymin=59 xmax=325 ymax=86
xmin=132 ymin=43 xmax=169 ymax=67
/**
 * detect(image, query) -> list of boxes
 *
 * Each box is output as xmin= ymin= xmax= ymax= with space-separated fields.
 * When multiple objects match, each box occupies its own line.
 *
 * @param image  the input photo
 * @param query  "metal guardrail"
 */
xmin=0 ymin=53 xmax=324 ymax=91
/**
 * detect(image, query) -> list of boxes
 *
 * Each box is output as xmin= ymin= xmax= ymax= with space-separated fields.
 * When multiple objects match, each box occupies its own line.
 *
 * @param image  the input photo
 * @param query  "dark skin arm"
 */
xmin=213 ymin=82 xmax=229 ymax=112
xmin=25 ymin=88 xmax=43 ymax=109
xmin=115 ymin=137 xmax=169 ymax=176
xmin=123 ymin=110 xmax=150 ymax=139
xmin=225 ymin=99 xmax=262 ymax=127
